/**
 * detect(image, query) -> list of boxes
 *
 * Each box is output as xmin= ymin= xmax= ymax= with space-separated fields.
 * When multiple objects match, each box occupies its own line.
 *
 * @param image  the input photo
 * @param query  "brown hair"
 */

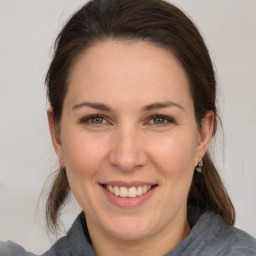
xmin=45 ymin=0 xmax=235 ymax=232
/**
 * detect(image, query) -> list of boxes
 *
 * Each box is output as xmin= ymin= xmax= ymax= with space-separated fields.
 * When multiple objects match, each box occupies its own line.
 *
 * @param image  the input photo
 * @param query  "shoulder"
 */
xmin=0 ymin=212 xmax=94 ymax=256
xmin=0 ymin=240 xmax=58 ymax=256
xmin=223 ymin=227 xmax=256 ymax=255
xmin=0 ymin=240 xmax=36 ymax=256
xmin=188 ymin=211 xmax=256 ymax=256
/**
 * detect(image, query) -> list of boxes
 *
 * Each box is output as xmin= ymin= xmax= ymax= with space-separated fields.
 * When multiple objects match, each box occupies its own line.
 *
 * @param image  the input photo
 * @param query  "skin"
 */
xmin=48 ymin=40 xmax=214 ymax=256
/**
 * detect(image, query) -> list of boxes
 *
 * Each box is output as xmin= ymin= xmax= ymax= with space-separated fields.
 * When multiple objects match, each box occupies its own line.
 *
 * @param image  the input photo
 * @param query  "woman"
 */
xmin=1 ymin=0 xmax=255 ymax=255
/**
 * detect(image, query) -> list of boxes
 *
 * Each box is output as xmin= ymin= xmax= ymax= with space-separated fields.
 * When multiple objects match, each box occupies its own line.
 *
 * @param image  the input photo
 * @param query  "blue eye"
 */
xmin=91 ymin=116 xmax=104 ymax=124
xmin=148 ymin=115 xmax=175 ymax=125
xmin=152 ymin=116 xmax=167 ymax=124
xmin=81 ymin=115 xmax=106 ymax=125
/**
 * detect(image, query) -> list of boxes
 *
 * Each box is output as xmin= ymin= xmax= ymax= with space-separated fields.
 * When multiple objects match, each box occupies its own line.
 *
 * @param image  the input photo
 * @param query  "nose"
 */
xmin=109 ymin=125 xmax=148 ymax=172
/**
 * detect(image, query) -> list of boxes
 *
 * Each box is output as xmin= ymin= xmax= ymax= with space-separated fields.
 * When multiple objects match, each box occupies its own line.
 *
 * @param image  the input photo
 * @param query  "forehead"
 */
xmin=66 ymin=40 xmax=192 ymax=110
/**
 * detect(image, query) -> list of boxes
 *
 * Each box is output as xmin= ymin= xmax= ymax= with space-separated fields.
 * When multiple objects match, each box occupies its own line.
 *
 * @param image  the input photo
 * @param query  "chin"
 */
xmin=104 ymin=215 xmax=155 ymax=241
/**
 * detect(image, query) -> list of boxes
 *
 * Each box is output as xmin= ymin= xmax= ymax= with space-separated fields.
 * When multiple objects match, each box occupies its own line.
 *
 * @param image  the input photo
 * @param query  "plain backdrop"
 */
xmin=0 ymin=0 xmax=255 ymax=254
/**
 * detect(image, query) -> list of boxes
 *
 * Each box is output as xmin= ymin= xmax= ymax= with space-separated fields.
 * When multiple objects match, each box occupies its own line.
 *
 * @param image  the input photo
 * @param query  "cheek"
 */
xmin=61 ymin=128 xmax=108 ymax=178
xmin=152 ymin=131 xmax=198 ymax=206
xmin=149 ymin=130 xmax=198 ymax=175
xmin=60 ymin=128 xmax=110 ymax=211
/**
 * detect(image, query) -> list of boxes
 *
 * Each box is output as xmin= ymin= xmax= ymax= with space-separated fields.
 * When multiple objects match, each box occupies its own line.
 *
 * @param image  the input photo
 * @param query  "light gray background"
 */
xmin=0 ymin=0 xmax=255 ymax=254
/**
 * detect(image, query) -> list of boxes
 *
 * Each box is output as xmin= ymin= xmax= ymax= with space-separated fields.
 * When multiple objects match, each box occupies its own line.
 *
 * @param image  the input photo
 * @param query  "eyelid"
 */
xmin=147 ymin=114 xmax=176 ymax=125
xmin=79 ymin=113 xmax=176 ymax=127
xmin=80 ymin=114 xmax=108 ymax=125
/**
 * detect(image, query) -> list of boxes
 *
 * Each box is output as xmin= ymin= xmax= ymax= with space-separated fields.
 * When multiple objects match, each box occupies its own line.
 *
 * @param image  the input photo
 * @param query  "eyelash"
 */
xmin=148 ymin=114 xmax=176 ymax=126
xmin=80 ymin=114 xmax=106 ymax=125
xmin=80 ymin=114 xmax=176 ymax=127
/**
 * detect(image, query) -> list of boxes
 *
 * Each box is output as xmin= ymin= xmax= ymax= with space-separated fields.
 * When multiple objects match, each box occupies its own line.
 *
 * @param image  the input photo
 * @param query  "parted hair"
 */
xmin=45 ymin=0 xmax=235 ymax=232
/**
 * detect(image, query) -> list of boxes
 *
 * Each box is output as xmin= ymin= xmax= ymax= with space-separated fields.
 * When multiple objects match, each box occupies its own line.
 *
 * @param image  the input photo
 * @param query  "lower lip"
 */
xmin=101 ymin=185 xmax=157 ymax=208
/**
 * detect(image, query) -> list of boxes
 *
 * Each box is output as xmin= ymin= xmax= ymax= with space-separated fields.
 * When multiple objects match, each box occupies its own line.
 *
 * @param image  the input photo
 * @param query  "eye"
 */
xmin=81 ymin=114 xmax=107 ymax=125
xmin=148 ymin=115 xmax=175 ymax=126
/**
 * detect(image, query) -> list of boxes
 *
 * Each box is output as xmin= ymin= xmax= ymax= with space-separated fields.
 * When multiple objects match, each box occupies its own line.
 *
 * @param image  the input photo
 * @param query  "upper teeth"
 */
xmin=106 ymin=185 xmax=152 ymax=198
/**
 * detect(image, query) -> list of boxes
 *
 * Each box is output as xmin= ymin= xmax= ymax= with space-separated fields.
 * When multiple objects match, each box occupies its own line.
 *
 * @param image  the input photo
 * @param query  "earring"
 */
xmin=196 ymin=158 xmax=203 ymax=173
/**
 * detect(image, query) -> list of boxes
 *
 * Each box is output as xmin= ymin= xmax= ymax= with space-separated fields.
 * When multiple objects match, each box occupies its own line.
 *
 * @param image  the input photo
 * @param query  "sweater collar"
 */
xmin=47 ymin=208 xmax=222 ymax=256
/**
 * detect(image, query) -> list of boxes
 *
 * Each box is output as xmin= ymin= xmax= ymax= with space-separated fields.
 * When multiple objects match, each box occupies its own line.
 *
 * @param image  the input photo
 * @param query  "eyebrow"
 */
xmin=72 ymin=101 xmax=184 ymax=112
xmin=143 ymin=101 xmax=184 ymax=111
xmin=72 ymin=102 xmax=112 ymax=112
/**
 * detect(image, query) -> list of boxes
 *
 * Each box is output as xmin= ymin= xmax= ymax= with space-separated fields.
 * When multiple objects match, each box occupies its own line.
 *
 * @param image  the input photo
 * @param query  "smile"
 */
xmin=103 ymin=184 xmax=152 ymax=198
xmin=100 ymin=183 xmax=158 ymax=208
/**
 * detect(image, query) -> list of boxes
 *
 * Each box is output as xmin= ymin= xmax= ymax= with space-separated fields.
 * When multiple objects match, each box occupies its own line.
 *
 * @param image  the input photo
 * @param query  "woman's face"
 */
xmin=49 ymin=40 xmax=213 ymax=243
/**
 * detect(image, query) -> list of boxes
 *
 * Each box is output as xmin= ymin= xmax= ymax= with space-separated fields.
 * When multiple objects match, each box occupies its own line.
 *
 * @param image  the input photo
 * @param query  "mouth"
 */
xmin=101 ymin=184 xmax=158 ymax=198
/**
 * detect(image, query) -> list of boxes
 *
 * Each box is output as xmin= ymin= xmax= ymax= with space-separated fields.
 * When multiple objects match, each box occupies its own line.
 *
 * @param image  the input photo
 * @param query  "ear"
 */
xmin=47 ymin=107 xmax=65 ymax=167
xmin=196 ymin=110 xmax=215 ymax=163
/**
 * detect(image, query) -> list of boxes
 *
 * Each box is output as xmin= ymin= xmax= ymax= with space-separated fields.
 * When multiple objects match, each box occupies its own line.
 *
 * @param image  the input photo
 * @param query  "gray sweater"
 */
xmin=1 ymin=209 xmax=256 ymax=256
